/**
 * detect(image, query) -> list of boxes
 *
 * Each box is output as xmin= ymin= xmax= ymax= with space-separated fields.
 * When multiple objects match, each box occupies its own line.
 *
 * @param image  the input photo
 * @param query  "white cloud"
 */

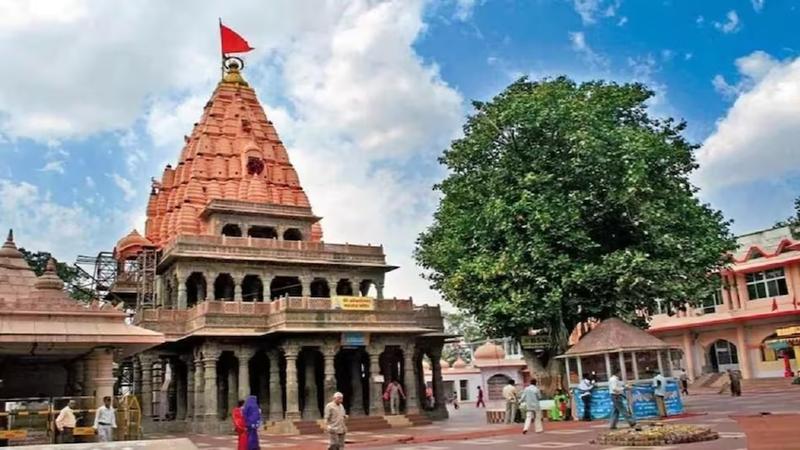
xmin=712 ymin=74 xmax=739 ymax=98
xmin=110 ymin=173 xmax=136 ymax=201
xmin=85 ymin=176 xmax=95 ymax=189
xmin=39 ymin=160 xmax=65 ymax=174
xmin=452 ymin=0 xmax=482 ymax=21
xmin=752 ymin=0 xmax=765 ymax=12
xmin=572 ymin=0 xmax=621 ymax=25
xmin=711 ymin=51 xmax=780 ymax=98
xmin=569 ymin=31 xmax=608 ymax=70
xmin=714 ymin=10 xmax=741 ymax=34
xmin=0 ymin=179 xmax=101 ymax=260
xmin=617 ymin=16 xmax=628 ymax=26
xmin=695 ymin=51 xmax=800 ymax=192
xmin=696 ymin=15 xmax=704 ymax=26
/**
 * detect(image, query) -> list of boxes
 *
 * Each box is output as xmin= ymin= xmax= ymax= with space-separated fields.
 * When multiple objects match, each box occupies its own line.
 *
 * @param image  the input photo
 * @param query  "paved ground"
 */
xmin=148 ymin=388 xmax=800 ymax=449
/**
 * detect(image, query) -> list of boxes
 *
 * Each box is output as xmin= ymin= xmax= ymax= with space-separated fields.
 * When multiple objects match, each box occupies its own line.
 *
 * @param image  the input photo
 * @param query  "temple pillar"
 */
xmin=367 ymin=346 xmax=383 ymax=416
xmin=302 ymin=351 xmax=320 ymax=419
xmin=139 ymin=354 xmax=155 ymax=419
xmin=375 ymin=281 xmax=384 ymax=300
xmin=73 ymin=359 xmax=86 ymax=395
xmin=327 ymin=277 xmax=339 ymax=297
xmin=202 ymin=346 xmax=221 ymax=421
xmin=681 ymin=331 xmax=696 ymax=380
xmin=403 ymin=344 xmax=419 ymax=414
xmin=350 ymin=351 xmax=365 ymax=416
xmin=736 ymin=324 xmax=752 ymax=379
xmin=300 ymin=275 xmax=313 ymax=297
xmin=227 ymin=362 xmax=238 ymax=413
xmin=193 ymin=350 xmax=205 ymax=419
xmin=173 ymin=358 xmax=186 ymax=420
xmin=83 ymin=353 xmax=97 ymax=398
xmin=236 ymin=346 xmax=254 ymax=400
xmin=177 ymin=282 xmax=187 ymax=309
xmin=283 ymin=344 xmax=301 ymax=420
xmin=182 ymin=355 xmax=195 ymax=420
xmin=132 ymin=359 xmax=141 ymax=396
xmin=267 ymin=350 xmax=283 ymax=421
xmin=91 ymin=348 xmax=115 ymax=407
xmin=322 ymin=343 xmax=338 ymax=402
xmin=429 ymin=344 xmax=448 ymax=419
xmin=234 ymin=273 xmax=243 ymax=302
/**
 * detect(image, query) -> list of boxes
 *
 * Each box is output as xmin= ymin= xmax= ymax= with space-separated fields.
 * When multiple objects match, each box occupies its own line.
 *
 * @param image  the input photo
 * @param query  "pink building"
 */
xmin=650 ymin=226 xmax=800 ymax=380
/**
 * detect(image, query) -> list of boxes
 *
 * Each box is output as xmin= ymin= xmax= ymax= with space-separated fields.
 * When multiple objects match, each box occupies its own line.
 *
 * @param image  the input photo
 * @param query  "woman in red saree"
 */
xmin=232 ymin=400 xmax=246 ymax=450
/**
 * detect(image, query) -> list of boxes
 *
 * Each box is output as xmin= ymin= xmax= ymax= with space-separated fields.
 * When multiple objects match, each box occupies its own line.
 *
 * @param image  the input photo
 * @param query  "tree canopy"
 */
xmin=415 ymin=77 xmax=736 ymax=354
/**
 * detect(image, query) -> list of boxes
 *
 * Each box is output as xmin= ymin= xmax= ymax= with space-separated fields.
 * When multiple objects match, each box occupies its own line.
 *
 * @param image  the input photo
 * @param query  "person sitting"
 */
xmin=549 ymin=388 xmax=570 ymax=421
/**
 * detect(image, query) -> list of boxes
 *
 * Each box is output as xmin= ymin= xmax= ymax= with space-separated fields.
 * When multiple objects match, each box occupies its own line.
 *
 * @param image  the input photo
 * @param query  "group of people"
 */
xmin=54 ymin=396 xmax=117 ymax=444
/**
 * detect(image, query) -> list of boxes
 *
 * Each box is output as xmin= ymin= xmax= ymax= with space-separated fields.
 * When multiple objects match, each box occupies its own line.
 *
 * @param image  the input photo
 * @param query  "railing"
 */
xmin=202 ymin=199 xmax=317 ymax=218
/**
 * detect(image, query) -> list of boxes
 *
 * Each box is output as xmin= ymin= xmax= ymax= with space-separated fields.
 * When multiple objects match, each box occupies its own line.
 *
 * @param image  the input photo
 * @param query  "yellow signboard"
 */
xmin=331 ymin=296 xmax=374 ymax=311
xmin=0 ymin=430 xmax=28 ymax=440
xmin=73 ymin=427 xmax=95 ymax=436
xmin=776 ymin=326 xmax=800 ymax=337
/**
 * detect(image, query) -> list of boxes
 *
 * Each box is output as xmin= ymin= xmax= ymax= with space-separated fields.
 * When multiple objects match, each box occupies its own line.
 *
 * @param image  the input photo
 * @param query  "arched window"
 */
xmin=336 ymin=279 xmax=354 ymax=296
xmin=185 ymin=272 xmax=207 ymax=307
xmin=221 ymin=224 xmax=242 ymax=237
xmin=760 ymin=334 xmax=796 ymax=362
xmin=248 ymin=226 xmax=277 ymax=239
xmin=283 ymin=228 xmax=303 ymax=241
xmin=241 ymin=275 xmax=264 ymax=302
xmin=310 ymin=278 xmax=330 ymax=297
xmin=214 ymin=273 xmax=235 ymax=301
xmin=270 ymin=276 xmax=302 ymax=300
xmin=486 ymin=374 xmax=513 ymax=400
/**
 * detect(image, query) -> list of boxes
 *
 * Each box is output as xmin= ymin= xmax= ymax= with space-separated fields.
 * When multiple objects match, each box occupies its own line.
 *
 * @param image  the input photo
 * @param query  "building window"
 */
xmin=745 ymin=268 xmax=789 ymax=300
xmin=459 ymin=380 xmax=469 ymax=401
xmin=701 ymin=289 xmax=724 ymax=313
xmin=221 ymin=224 xmax=242 ymax=237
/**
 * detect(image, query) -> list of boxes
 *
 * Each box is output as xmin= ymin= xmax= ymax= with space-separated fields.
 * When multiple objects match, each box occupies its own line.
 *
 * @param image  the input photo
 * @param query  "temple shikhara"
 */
xmin=107 ymin=61 xmax=446 ymax=433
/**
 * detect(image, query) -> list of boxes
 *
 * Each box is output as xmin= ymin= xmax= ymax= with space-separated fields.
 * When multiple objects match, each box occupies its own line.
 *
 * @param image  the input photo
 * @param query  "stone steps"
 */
xmin=264 ymin=414 xmax=428 ymax=435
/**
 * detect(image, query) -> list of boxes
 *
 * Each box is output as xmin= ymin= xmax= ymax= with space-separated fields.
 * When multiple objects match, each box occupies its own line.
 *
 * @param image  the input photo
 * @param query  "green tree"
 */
xmin=775 ymin=197 xmax=800 ymax=237
xmin=19 ymin=248 xmax=94 ymax=302
xmin=415 ymin=77 xmax=735 ymax=384
xmin=442 ymin=310 xmax=486 ymax=364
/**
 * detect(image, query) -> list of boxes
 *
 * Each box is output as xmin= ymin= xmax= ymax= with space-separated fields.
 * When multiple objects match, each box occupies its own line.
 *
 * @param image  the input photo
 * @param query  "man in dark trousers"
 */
xmin=476 ymin=386 xmax=486 ymax=407
xmin=577 ymin=373 xmax=595 ymax=421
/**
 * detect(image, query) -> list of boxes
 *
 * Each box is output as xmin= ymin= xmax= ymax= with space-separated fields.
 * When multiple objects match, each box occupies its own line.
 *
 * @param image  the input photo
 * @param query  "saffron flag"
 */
xmin=220 ymin=21 xmax=254 ymax=54
xmin=771 ymin=298 xmax=778 ymax=311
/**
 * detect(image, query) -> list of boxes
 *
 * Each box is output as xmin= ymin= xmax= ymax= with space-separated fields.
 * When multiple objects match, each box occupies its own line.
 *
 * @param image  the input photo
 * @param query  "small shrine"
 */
xmin=557 ymin=318 xmax=684 ymax=420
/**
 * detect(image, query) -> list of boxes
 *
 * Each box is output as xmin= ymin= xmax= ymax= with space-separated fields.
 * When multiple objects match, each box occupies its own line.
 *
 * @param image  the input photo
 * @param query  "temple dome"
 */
xmin=440 ymin=359 xmax=451 ymax=369
xmin=115 ymin=229 xmax=153 ymax=260
xmin=474 ymin=342 xmax=505 ymax=360
xmin=452 ymin=357 xmax=467 ymax=369
xmin=34 ymin=258 xmax=64 ymax=291
xmin=0 ymin=229 xmax=23 ymax=259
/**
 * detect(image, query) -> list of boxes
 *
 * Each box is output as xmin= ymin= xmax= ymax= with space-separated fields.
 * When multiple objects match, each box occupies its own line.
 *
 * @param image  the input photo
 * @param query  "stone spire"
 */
xmin=141 ymin=61 xmax=320 ymax=247
xmin=0 ymin=229 xmax=23 ymax=258
xmin=34 ymin=258 xmax=64 ymax=291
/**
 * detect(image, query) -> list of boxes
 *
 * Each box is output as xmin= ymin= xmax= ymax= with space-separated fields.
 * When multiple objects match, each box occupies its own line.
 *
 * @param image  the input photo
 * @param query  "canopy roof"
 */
xmin=559 ymin=317 xmax=674 ymax=358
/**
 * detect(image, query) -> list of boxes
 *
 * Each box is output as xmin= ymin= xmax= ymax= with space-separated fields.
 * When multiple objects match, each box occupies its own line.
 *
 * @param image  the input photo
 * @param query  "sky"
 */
xmin=1 ymin=0 xmax=800 ymax=307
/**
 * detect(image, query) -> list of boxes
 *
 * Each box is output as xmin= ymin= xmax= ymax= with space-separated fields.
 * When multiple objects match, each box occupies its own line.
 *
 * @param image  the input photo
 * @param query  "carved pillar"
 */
xmin=73 ymin=359 xmax=86 ymax=395
xmin=227 ymin=362 xmax=238 ymax=413
xmin=177 ymin=273 xmax=188 ymax=309
xmin=375 ymin=281 xmax=385 ymax=300
xmin=403 ymin=344 xmax=419 ymax=414
xmin=83 ymin=353 xmax=97 ymax=398
xmin=236 ymin=346 xmax=253 ymax=400
xmin=327 ymin=277 xmax=340 ymax=297
xmin=283 ymin=344 xmax=301 ymax=420
xmin=202 ymin=347 xmax=221 ymax=421
xmin=350 ymin=351 xmax=365 ymax=416
xmin=132 ymin=359 xmax=141 ymax=396
xmin=139 ymin=354 xmax=155 ymax=419
xmin=368 ymin=346 xmax=384 ymax=416
xmin=267 ymin=350 xmax=283 ymax=420
xmin=302 ymin=351 xmax=320 ymax=419
xmin=322 ymin=343 xmax=338 ymax=402
xmin=193 ymin=349 xmax=205 ymax=419
xmin=300 ymin=275 xmax=313 ymax=297
xmin=173 ymin=358 xmax=186 ymax=420
xmin=234 ymin=273 xmax=243 ymax=302
xmin=182 ymin=355 xmax=195 ymax=420
xmin=429 ymin=344 xmax=447 ymax=418
xmin=352 ymin=279 xmax=362 ymax=296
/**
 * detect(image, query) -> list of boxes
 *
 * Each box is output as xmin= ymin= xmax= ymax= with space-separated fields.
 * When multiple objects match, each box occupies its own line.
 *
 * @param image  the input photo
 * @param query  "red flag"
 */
xmin=771 ymin=298 xmax=778 ymax=311
xmin=793 ymin=295 xmax=797 ymax=310
xmin=220 ymin=21 xmax=254 ymax=55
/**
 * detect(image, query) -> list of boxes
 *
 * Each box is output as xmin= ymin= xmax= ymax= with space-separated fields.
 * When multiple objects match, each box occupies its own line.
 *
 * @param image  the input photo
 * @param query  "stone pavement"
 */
xmin=145 ymin=388 xmax=800 ymax=449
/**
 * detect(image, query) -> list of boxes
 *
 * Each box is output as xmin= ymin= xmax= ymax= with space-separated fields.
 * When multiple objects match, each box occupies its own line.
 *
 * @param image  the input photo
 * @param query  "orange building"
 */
xmin=650 ymin=225 xmax=800 ymax=380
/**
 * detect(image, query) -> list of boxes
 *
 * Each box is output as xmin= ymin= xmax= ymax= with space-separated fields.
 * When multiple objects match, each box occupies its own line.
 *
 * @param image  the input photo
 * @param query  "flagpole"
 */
xmin=219 ymin=17 xmax=225 ymax=78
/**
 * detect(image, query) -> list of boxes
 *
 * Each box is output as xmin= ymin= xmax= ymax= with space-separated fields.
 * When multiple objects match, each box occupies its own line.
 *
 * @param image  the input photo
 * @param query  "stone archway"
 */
xmin=708 ymin=339 xmax=739 ymax=373
xmin=487 ymin=374 xmax=513 ymax=401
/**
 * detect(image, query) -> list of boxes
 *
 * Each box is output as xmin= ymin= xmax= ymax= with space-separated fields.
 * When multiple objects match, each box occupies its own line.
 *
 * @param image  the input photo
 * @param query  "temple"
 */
xmin=108 ymin=61 xmax=446 ymax=433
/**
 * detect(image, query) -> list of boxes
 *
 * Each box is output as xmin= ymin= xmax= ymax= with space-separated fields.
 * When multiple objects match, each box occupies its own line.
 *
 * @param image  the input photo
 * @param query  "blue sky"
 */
xmin=1 ymin=0 xmax=799 ymax=304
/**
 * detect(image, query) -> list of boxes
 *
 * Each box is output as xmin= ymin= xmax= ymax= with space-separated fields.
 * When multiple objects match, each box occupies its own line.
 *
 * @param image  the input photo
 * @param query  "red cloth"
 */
xmin=220 ymin=22 xmax=254 ymax=54
xmin=772 ymin=298 xmax=778 ymax=311
xmin=232 ymin=407 xmax=247 ymax=450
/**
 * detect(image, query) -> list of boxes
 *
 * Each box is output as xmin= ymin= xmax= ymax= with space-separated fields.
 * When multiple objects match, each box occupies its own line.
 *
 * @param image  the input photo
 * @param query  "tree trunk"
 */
xmin=522 ymin=350 xmax=563 ymax=396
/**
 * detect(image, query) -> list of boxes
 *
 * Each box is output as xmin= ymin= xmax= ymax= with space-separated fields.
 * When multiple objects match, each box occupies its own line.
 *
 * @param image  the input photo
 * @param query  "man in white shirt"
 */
xmin=519 ymin=379 xmax=542 ymax=434
xmin=577 ymin=374 xmax=595 ymax=421
xmin=55 ymin=399 xmax=77 ymax=443
xmin=93 ymin=396 xmax=117 ymax=442
xmin=652 ymin=370 xmax=667 ymax=418
xmin=502 ymin=380 xmax=518 ymax=424
xmin=608 ymin=371 xmax=636 ymax=430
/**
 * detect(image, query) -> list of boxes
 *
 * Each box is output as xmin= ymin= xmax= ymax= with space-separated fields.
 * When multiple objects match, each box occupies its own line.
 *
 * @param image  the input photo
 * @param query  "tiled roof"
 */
xmin=561 ymin=317 xmax=672 ymax=357
xmin=142 ymin=67 xmax=321 ymax=247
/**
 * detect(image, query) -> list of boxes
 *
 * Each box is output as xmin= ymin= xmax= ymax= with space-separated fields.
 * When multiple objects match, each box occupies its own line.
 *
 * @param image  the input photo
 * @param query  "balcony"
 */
xmin=135 ymin=297 xmax=443 ymax=340
xmin=159 ymin=234 xmax=392 ymax=268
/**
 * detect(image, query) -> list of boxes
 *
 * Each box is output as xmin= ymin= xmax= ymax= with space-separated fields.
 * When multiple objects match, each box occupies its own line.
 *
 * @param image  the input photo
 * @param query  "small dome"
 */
xmin=474 ymin=342 xmax=505 ymax=360
xmin=0 ymin=229 xmax=23 ymax=258
xmin=34 ymin=258 xmax=64 ymax=290
xmin=115 ymin=229 xmax=154 ymax=260
xmin=452 ymin=357 xmax=467 ymax=369
xmin=440 ymin=359 xmax=451 ymax=369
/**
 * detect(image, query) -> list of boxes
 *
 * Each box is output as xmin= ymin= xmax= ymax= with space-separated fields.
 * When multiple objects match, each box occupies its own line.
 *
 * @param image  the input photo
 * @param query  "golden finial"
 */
xmin=222 ymin=58 xmax=249 ymax=86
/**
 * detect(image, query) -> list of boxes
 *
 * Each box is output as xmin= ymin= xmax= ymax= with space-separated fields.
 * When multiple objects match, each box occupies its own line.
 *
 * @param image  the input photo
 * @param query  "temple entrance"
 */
xmin=487 ymin=374 xmax=513 ymax=400
xmin=708 ymin=339 xmax=739 ymax=372
xmin=216 ymin=352 xmax=238 ymax=419
xmin=249 ymin=351 xmax=269 ymax=411
xmin=335 ymin=348 xmax=367 ymax=415
xmin=298 ymin=349 xmax=324 ymax=419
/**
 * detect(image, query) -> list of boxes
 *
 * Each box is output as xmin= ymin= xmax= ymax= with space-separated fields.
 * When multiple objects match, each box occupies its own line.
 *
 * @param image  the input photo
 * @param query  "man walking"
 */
xmin=55 ymin=399 xmax=77 ymax=443
xmin=608 ymin=370 xmax=636 ymax=430
xmin=476 ymin=386 xmax=486 ymax=408
xmin=652 ymin=370 xmax=667 ymax=418
xmin=93 ymin=396 xmax=117 ymax=442
xmin=728 ymin=369 xmax=742 ymax=397
xmin=325 ymin=392 xmax=347 ymax=450
xmin=577 ymin=373 xmax=595 ymax=421
xmin=502 ymin=379 xmax=518 ymax=424
xmin=519 ymin=379 xmax=542 ymax=434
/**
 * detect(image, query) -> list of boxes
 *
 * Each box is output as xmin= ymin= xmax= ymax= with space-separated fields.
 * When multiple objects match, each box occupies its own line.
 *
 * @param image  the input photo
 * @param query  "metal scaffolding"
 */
xmin=74 ymin=252 xmax=119 ymax=301
xmin=136 ymin=248 xmax=158 ymax=310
